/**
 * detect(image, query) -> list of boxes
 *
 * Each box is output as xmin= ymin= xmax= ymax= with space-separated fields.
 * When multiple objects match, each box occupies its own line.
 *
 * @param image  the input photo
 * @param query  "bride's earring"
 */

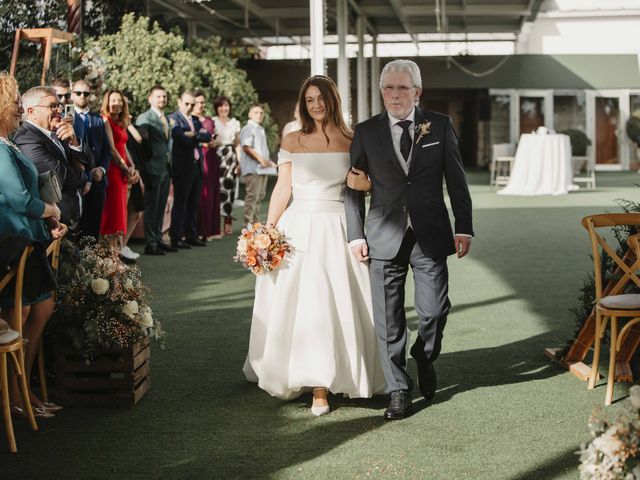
xmin=311 ymin=388 xmax=330 ymax=416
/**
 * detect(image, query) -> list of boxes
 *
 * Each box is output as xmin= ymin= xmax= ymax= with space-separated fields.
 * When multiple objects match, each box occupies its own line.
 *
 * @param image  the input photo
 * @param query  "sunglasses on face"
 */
xmin=73 ymin=91 xmax=91 ymax=97
xmin=184 ymin=102 xmax=195 ymax=107
xmin=57 ymin=93 xmax=71 ymax=100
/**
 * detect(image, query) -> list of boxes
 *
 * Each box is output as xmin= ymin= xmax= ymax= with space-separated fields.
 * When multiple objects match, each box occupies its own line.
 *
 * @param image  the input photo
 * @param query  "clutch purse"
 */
xmin=38 ymin=171 xmax=62 ymax=203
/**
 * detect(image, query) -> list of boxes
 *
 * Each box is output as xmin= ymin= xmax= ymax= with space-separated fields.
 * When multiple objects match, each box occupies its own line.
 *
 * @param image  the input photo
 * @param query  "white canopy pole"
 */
xmin=356 ymin=15 xmax=369 ymax=122
xmin=336 ymin=0 xmax=350 ymax=123
xmin=370 ymin=34 xmax=381 ymax=116
xmin=310 ymin=0 xmax=325 ymax=76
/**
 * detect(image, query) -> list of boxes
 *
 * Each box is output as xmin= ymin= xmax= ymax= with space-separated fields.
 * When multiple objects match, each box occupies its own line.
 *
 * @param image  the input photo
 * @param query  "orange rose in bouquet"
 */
xmin=234 ymin=223 xmax=292 ymax=275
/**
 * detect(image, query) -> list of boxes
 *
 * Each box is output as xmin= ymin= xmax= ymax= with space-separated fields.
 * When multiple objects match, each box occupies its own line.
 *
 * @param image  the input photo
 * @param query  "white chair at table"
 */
xmin=572 ymin=146 xmax=595 ymax=189
xmin=490 ymin=143 xmax=516 ymax=188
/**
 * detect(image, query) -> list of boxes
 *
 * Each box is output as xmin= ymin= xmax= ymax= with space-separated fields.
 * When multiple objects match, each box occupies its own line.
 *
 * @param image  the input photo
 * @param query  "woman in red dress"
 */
xmin=100 ymin=89 xmax=140 ymax=251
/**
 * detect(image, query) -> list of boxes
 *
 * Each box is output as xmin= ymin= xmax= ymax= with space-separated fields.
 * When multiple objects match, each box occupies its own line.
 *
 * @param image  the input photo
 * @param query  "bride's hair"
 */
xmin=297 ymin=75 xmax=352 ymax=145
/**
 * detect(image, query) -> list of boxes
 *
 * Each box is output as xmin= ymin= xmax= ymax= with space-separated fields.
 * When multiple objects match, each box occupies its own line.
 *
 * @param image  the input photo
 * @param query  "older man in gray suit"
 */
xmin=345 ymin=59 xmax=473 ymax=420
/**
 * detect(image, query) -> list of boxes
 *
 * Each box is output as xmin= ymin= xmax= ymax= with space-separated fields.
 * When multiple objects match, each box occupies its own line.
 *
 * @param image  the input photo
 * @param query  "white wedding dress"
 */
xmin=242 ymin=150 xmax=386 ymax=400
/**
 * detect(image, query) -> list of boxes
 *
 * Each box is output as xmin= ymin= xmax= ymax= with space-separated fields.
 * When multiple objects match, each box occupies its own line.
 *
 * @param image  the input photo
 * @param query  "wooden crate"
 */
xmin=53 ymin=337 xmax=151 ymax=408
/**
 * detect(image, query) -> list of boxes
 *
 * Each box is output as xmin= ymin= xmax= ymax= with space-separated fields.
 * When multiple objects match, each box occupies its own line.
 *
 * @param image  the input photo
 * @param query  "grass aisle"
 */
xmin=4 ymin=172 xmax=639 ymax=479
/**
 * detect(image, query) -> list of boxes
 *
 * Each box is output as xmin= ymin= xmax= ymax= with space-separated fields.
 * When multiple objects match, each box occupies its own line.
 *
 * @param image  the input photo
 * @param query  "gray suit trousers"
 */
xmin=369 ymin=228 xmax=450 ymax=393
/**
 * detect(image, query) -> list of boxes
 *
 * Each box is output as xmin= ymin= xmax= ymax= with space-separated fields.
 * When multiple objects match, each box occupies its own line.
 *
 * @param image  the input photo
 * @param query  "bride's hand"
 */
xmin=346 ymin=168 xmax=372 ymax=192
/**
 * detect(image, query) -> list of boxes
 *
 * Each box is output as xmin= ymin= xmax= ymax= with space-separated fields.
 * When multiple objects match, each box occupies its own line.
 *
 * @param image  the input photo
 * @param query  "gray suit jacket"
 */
xmin=344 ymin=107 xmax=473 ymax=260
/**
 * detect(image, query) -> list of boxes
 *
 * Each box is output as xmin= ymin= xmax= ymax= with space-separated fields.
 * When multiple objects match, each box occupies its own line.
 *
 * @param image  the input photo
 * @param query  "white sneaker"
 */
xmin=120 ymin=246 xmax=140 ymax=260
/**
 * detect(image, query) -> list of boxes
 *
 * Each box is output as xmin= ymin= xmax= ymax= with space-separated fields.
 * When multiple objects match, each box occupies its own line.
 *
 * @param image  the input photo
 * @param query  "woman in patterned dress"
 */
xmin=212 ymin=96 xmax=241 ymax=236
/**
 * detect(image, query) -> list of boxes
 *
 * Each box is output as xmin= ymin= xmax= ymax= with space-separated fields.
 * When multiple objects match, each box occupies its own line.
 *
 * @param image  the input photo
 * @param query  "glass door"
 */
xmin=586 ymin=90 xmax=630 ymax=170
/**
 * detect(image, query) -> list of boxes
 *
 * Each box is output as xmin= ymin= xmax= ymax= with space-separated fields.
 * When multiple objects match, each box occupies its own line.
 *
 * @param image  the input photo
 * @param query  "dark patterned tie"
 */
xmin=396 ymin=120 xmax=412 ymax=161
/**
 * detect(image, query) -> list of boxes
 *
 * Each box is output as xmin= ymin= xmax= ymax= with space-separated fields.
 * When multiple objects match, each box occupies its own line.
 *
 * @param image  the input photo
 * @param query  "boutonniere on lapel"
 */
xmin=169 ymin=118 xmax=176 ymax=128
xmin=415 ymin=121 xmax=431 ymax=144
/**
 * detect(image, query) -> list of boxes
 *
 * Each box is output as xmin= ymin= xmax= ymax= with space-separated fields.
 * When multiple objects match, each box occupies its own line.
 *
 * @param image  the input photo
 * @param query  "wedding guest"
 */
xmin=14 ymin=86 xmax=89 ymax=227
xmin=239 ymin=103 xmax=274 ymax=226
xmin=100 ymin=89 xmax=140 ymax=253
xmin=168 ymin=90 xmax=211 ymax=249
xmin=136 ymin=85 xmax=174 ymax=255
xmin=72 ymin=79 xmax=112 ymax=240
xmin=51 ymin=78 xmax=72 ymax=106
xmin=281 ymin=101 xmax=301 ymax=137
xmin=212 ymin=96 xmax=241 ymax=235
xmin=192 ymin=91 xmax=221 ymax=241
xmin=0 ymin=72 xmax=66 ymax=417
xmin=119 ymin=121 xmax=148 ymax=263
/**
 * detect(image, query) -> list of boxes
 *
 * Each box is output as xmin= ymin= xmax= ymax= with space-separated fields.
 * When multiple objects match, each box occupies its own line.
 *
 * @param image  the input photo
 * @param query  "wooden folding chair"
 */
xmin=0 ymin=246 xmax=38 ymax=453
xmin=582 ymin=213 xmax=640 ymax=405
xmin=36 ymin=237 xmax=62 ymax=404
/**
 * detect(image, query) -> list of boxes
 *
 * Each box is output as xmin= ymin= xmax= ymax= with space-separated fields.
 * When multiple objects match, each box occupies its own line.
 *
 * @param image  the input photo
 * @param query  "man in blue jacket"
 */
xmin=71 ymin=79 xmax=112 ymax=239
xmin=168 ymin=90 xmax=211 ymax=249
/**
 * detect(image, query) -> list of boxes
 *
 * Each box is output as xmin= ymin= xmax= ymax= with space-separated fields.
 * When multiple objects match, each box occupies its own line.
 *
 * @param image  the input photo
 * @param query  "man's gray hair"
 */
xmin=22 ymin=86 xmax=57 ymax=111
xmin=379 ymin=60 xmax=422 ymax=89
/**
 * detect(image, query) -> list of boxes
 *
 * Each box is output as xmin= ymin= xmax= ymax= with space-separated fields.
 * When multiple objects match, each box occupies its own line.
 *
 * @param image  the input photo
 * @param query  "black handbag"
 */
xmin=37 ymin=171 xmax=62 ymax=203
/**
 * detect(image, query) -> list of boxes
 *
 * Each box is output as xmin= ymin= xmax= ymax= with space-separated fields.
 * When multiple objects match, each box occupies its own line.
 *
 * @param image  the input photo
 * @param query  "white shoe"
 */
xmin=311 ymin=405 xmax=330 ymax=417
xmin=120 ymin=246 xmax=140 ymax=260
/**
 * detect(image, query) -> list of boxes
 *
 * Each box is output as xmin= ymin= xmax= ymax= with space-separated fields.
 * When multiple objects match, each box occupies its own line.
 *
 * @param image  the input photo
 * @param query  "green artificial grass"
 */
xmin=4 ymin=171 xmax=640 ymax=479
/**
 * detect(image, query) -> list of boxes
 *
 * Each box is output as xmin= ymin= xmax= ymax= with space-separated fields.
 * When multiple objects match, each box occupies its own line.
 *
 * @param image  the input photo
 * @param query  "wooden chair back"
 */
xmin=582 ymin=213 xmax=640 ymax=302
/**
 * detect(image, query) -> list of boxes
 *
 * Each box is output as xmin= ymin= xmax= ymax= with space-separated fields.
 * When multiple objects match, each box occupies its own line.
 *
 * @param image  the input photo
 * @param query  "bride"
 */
xmin=243 ymin=75 xmax=386 ymax=415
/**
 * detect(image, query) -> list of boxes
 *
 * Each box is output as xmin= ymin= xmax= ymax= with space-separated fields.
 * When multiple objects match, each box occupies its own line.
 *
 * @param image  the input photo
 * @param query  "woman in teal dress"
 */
xmin=0 ymin=72 xmax=66 ymax=417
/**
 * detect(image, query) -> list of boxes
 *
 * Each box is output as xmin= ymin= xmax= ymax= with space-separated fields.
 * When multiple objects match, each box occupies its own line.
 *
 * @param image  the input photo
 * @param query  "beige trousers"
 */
xmin=243 ymin=174 xmax=268 ymax=226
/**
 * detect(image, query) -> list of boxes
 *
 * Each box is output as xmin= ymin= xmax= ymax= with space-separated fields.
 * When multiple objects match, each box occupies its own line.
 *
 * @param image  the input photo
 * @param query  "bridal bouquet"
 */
xmin=234 ymin=223 xmax=292 ymax=275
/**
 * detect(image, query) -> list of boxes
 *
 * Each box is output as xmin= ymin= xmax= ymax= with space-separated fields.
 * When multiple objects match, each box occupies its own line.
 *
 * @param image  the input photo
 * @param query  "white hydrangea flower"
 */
xmin=140 ymin=307 xmax=153 ymax=327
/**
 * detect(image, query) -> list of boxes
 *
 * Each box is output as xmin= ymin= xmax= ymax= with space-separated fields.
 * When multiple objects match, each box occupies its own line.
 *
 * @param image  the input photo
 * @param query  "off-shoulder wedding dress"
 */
xmin=243 ymin=149 xmax=386 ymax=400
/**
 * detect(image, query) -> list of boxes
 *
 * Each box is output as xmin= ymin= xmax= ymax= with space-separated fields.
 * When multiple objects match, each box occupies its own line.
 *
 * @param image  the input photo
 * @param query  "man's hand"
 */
xmin=91 ymin=167 xmax=104 ymax=182
xmin=184 ymin=131 xmax=195 ymax=138
xmin=82 ymin=182 xmax=91 ymax=195
xmin=56 ymin=121 xmax=79 ymax=146
xmin=454 ymin=235 xmax=471 ymax=258
xmin=351 ymin=243 xmax=370 ymax=262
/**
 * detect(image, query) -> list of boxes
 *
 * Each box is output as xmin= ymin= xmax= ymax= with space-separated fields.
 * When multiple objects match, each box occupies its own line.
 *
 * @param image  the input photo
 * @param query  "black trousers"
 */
xmin=169 ymin=168 xmax=201 ymax=244
xmin=79 ymin=181 xmax=106 ymax=239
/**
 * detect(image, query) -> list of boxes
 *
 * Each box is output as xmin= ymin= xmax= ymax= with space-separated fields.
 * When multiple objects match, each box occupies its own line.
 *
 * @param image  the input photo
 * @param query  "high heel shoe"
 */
xmin=11 ymin=404 xmax=55 ymax=419
xmin=311 ymin=388 xmax=330 ymax=417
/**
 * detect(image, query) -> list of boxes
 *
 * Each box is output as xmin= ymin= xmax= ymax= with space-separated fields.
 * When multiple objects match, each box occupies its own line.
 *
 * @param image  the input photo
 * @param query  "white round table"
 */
xmin=498 ymin=133 xmax=574 ymax=196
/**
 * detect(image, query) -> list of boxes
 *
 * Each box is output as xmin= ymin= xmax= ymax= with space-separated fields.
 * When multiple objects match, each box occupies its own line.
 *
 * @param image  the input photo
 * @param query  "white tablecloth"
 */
xmin=498 ymin=133 xmax=573 ymax=196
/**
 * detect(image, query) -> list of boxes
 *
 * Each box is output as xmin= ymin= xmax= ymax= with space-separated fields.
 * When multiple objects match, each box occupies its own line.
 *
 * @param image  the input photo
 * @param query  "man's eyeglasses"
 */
xmin=73 ymin=91 xmax=91 ymax=97
xmin=57 ymin=93 xmax=71 ymax=100
xmin=35 ymin=103 xmax=63 ymax=112
xmin=381 ymin=85 xmax=416 ymax=93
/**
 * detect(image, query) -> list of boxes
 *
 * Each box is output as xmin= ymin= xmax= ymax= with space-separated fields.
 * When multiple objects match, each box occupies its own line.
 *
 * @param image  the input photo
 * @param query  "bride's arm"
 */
xmin=266 ymin=163 xmax=292 ymax=226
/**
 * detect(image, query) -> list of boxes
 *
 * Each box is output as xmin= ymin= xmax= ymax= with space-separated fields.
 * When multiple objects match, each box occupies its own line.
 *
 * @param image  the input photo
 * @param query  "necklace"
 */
xmin=0 ymin=136 xmax=19 ymax=152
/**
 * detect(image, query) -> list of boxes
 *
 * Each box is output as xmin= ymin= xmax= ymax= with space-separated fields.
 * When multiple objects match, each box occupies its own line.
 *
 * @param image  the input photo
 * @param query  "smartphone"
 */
xmin=63 ymin=104 xmax=75 ymax=120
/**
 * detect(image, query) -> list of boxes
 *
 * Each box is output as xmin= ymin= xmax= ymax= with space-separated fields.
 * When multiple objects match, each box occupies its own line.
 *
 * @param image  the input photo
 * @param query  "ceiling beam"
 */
xmin=362 ymin=5 xmax=533 ymax=17
xmin=388 ymin=0 xmax=420 ymax=46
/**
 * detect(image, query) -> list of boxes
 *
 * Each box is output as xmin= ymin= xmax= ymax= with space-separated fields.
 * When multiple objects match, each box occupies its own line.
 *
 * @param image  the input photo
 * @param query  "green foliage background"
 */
xmin=83 ymin=15 xmax=278 ymax=145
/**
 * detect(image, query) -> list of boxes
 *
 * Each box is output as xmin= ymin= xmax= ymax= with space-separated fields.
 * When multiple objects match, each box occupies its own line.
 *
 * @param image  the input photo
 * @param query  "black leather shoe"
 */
xmin=172 ymin=240 xmax=192 ymax=249
xmin=384 ymin=390 xmax=412 ymax=420
xmin=158 ymin=242 xmax=178 ymax=253
xmin=415 ymin=357 xmax=437 ymax=400
xmin=144 ymin=245 xmax=165 ymax=256
xmin=410 ymin=341 xmax=438 ymax=400
xmin=119 ymin=254 xmax=137 ymax=265
xmin=186 ymin=237 xmax=207 ymax=247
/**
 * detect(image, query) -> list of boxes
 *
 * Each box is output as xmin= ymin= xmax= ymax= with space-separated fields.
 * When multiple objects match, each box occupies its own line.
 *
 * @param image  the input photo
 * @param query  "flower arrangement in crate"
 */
xmin=55 ymin=237 xmax=165 ymax=359
xmin=579 ymin=385 xmax=640 ymax=479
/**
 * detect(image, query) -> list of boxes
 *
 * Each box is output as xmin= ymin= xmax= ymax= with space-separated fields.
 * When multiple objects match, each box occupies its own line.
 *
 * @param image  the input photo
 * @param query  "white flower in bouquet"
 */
xmin=124 ymin=278 xmax=134 ymax=291
xmin=91 ymin=278 xmax=109 ymax=295
xmin=237 ymin=238 xmax=248 ymax=251
xmin=140 ymin=307 xmax=154 ymax=328
xmin=122 ymin=300 xmax=139 ymax=318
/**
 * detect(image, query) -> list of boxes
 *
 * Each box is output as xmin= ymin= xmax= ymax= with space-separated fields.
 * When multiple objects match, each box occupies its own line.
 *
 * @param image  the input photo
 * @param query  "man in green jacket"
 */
xmin=136 ymin=85 xmax=177 ymax=255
